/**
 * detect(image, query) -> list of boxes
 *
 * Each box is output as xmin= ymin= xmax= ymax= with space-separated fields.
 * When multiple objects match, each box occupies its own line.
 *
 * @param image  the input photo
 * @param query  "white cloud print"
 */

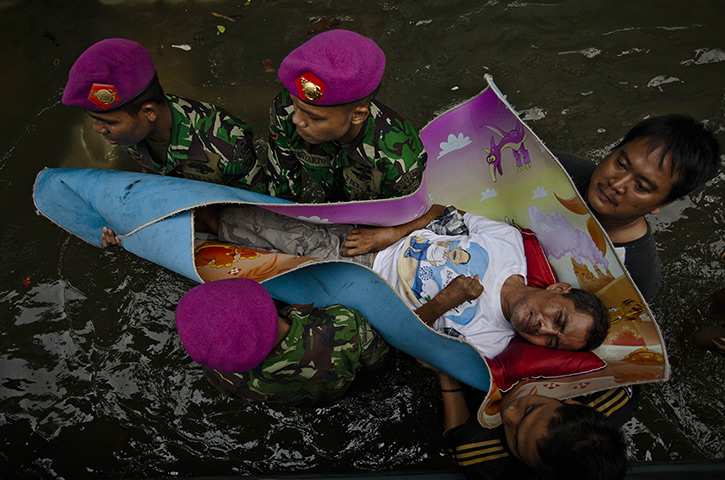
xmin=532 ymin=186 xmax=548 ymax=200
xmin=438 ymin=133 xmax=472 ymax=159
xmin=480 ymin=188 xmax=498 ymax=201
xmin=297 ymin=215 xmax=332 ymax=224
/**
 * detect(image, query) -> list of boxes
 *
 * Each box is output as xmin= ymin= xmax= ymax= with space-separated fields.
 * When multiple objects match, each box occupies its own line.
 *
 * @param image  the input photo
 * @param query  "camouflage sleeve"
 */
xmin=199 ymin=304 xmax=388 ymax=406
xmin=265 ymin=90 xmax=302 ymax=200
xmin=355 ymin=310 xmax=390 ymax=367
xmin=202 ymin=366 xmax=269 ymax=401
xmin=211 ymin=109 xmax=268 ymax=193
xmin=375 ymin=111 xmax=428 ymax=198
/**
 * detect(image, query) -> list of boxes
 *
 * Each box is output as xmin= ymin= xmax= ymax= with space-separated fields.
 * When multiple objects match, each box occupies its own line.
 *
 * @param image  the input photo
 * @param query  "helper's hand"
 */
xmin=101 ymin=227 xmax=122 ymax=248
xmin=341 ymin=226 xmax=403 ymax=256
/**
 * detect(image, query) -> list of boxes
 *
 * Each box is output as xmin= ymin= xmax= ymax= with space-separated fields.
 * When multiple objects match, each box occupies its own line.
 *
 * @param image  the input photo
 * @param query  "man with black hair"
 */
xmin=62 ymin=38 xmax=266 ymax=194
xmin=534 ymin=400 xmax=628 ymax=480
xmin=62 ymin=38 xmax=268 ymax=248
xmin=436 ymin=370 xmax=630 ymax=480
xmin=556 ymin=114 xmax=721 ymax=302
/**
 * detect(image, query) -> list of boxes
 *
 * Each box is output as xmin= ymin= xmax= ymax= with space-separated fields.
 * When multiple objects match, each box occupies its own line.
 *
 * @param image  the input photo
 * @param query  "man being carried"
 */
xmin=265 ymin=29 xmax=427 ymax=203
xmin=210 ymin=203 xmax=609 ymax=358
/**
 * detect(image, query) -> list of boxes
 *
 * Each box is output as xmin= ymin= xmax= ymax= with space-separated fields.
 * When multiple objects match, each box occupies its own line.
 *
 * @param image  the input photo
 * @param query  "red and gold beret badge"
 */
xmin=294 ymin=72 xmax=326 ymax=103
xmin=87 ymin=83 xmax=121 ymax=110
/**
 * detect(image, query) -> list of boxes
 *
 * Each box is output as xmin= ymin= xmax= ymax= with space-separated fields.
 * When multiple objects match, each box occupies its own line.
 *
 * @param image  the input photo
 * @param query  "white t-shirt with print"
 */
xmin=372 ymin=213 xmax=526 ymax=358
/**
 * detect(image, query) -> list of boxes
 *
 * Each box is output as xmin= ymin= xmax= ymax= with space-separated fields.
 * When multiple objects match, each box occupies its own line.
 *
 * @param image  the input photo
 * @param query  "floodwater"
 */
xmin=1 ymin=0 xmax=724 ymax=478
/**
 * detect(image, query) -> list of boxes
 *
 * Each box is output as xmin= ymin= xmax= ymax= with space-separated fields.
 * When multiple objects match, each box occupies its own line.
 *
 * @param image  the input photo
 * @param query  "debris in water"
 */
xmin=171 ymin=44 xmax=192 ymax=51
xmin=217 ymin=25 xmax=226 ymax=35
xmin=308 ymin=15 xmax=340 ymax=35
xmin=43 ymin=30 xmax=59 ymax=47
xmin=263 ymin=59 xmax=275 ymax=73
xmin=22 ymin=276 xmax=31 ymax=289
xmin=211 ymin=11 xmax=235 ymax=22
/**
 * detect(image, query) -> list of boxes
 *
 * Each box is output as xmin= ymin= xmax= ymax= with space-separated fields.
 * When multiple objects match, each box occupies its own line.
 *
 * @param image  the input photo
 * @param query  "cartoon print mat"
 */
xmin=33 ymin=75 xmax=668 ymax=428
xmin=32 ymin=168 xmax=491 ymax=392
xmin=419 ymin=75 xmax=668 ymax=427
xmin=33 ymin=167 xmax=430 ymax=282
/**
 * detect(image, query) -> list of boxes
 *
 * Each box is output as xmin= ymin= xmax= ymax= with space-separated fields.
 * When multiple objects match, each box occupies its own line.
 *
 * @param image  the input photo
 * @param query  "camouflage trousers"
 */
xmin=218 ymin=205 xmax=375 ymax=267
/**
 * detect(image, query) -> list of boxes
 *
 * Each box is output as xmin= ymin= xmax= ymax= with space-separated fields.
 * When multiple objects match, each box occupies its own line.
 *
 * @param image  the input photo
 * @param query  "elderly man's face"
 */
xmin=508 ymin=284 xmax=594 ymax=351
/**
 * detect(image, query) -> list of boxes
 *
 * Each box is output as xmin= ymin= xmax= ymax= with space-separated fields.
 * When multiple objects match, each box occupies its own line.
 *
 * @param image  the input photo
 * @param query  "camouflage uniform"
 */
xmin=125 ymin=94 xmax=267 ymax=192
xmin=202 ymin=303 xmax=389 ymax=406
xmin=266 ymin=89 xmax=427 ymax=202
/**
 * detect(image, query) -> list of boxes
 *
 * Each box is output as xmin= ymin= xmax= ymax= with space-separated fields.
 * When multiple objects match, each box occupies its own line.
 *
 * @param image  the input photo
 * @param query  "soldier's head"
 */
xmin=502 ymin=394 xmax=627 ymax=480
xmin=62 ymin=38 xmax=168 ymax=148
xmin=175 ymin=278 xmax=284 ymax=373
xmin=278 ymin=29 xmax=385 ymax=145
xmin=586 ymin=114 xmax=721 ymax=226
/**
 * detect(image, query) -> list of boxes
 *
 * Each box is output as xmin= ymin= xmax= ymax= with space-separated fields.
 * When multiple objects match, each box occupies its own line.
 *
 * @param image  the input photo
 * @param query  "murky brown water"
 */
xmin=1 ymin=0 xmax=724 ymax=478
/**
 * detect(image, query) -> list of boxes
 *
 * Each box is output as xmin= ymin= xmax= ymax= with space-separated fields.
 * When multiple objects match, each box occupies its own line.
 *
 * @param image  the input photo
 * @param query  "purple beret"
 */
xmin=278 ymin=29 xmax=385 ymax=105
xmin=62 ymin=38 xmax=156 ymax=112
xmin=175 ymin=278 xmax=279 ymax=373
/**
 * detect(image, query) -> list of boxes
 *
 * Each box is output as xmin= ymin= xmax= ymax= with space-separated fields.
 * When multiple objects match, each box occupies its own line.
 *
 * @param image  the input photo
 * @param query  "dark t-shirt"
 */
xmin=553 ymin=150 xmax=662 ymax=302
xmin=443 ymin=386 xmax=639 ymax=479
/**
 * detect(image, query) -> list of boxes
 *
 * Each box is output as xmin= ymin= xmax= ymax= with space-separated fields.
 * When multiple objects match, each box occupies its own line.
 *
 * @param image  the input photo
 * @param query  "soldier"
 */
xmin=62 ymin=38 xmax=265 ymax=193
xmin=175 ymin=278 xmax=389 ymax=406
xmin=264 ymin=29 xmax=427 ymax=202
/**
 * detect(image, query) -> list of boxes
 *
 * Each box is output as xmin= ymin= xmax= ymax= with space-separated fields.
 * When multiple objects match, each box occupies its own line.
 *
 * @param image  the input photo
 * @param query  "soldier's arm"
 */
xmin=355 ymin=310 xmax=391 ymax=368
xmin=216 ymin=111 xmax=268 ymax=192
xmin=378 ymin=117 xmax=427 ymax=198
xmin=265 ymin=93 xmax=301 ymax=200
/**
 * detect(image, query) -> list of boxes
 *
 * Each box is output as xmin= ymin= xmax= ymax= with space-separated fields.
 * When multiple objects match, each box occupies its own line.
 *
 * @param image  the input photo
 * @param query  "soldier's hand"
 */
xmin=101 ymin=227 xmax=122 ymax=248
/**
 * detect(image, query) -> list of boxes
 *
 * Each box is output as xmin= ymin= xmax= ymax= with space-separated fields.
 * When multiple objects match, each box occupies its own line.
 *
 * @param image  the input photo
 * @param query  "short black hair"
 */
xmin=616 ymin=114 xmax=721 ymax=203
xmin=116 ymin=75 xmax=166 ymax=116
xmin=564 ymin=288 xmax=609 ymax=350
xmin=536 ymin=403 xmax=628 ymax=480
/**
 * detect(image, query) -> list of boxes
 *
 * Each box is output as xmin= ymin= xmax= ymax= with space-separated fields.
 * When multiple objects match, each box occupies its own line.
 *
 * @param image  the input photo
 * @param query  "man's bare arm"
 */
xmin=342 ymin=204 xmax=463 ymax=256
xmin=414 ymin=274 xmax=483 ymax=326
